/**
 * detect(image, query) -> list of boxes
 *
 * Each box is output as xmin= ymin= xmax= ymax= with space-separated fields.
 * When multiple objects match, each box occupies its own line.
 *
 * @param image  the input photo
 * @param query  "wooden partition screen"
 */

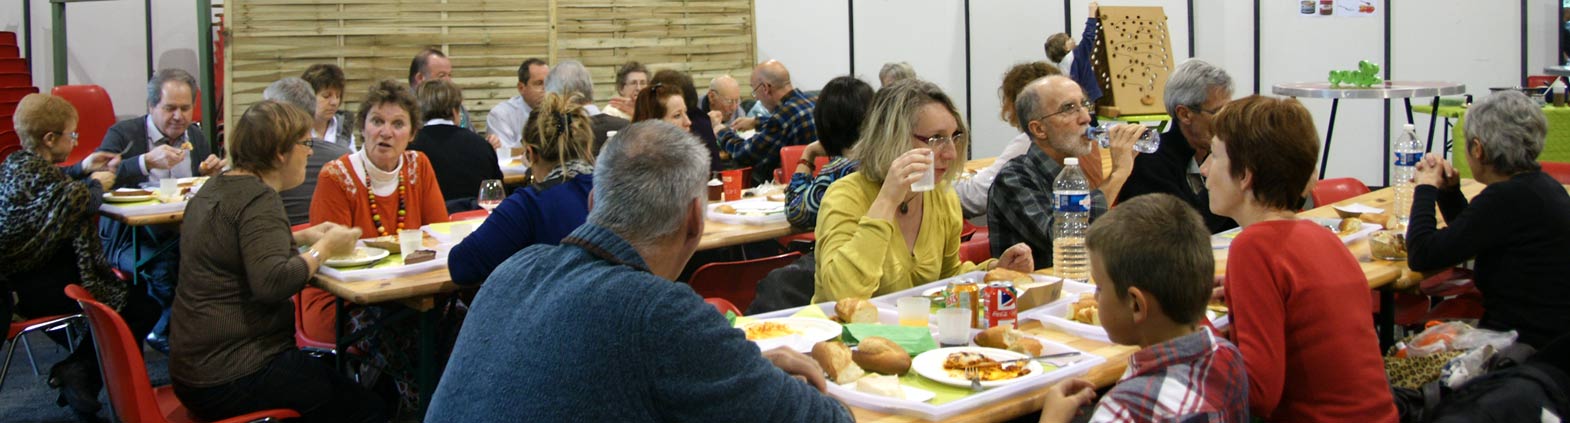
xmin=1092 ymin=6 xmax=1174 ymax=117
xmin=226 ymin=0 xmax=757 ymax=136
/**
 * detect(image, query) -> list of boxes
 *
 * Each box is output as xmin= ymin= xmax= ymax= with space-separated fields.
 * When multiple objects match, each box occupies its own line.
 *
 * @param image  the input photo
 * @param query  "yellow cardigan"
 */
xmin=812 ymin=172 xmax=992 ymax=303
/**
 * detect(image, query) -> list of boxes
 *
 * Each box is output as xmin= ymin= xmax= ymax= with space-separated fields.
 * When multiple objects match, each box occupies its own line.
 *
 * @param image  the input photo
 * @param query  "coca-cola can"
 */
xmin=982 ymin=281 xmax=1018 ymax=329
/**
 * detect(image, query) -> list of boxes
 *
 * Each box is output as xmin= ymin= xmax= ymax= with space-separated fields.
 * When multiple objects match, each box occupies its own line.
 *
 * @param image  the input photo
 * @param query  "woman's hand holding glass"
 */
xmin=876 ymin=148 xmax=934 ymax=207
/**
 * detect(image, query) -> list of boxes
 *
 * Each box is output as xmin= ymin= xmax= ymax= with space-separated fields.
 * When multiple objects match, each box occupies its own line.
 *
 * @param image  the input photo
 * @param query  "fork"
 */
xmin=965 ymin=367 xmax=982 ymax=392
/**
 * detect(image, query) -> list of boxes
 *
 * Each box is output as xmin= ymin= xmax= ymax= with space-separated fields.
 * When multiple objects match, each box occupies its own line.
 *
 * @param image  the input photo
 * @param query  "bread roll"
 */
xmin=834 ymin=298 xmax=880 ymax=324
xmin=810 ymin=341 xmax=866 ymax=384
xmin=1008 ymin=338 xmax=1044 ymax=357
xmin=1337 ymin=218 xmax=1362 ymax=236
xmin=852 ymin=337 xmax=912 ymax=375
xmin=854 ymin=374 xmax=906 ymax=399
xmin=985 ymin=268 xmax=1034 ymax=285
xmin=974 ymin=326 xmax=1023 ymax=349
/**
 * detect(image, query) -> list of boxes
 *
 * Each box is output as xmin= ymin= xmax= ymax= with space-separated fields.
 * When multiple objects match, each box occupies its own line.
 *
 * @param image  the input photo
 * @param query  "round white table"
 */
xmin=1273 ymin=81 xmax=1465 ymax=182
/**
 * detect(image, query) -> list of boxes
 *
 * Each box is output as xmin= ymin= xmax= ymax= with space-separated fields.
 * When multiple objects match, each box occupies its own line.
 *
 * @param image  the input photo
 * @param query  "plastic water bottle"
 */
xmin=1393 ymin=124 xmax=1422 ymax=223
xmin=1052 ymin=158 xmax=1091 ymax=281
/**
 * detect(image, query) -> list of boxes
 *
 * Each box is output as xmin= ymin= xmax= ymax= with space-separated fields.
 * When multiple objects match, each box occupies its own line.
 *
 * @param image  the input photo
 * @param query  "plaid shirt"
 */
xmin=986 ymin=144 xmax=1108 ymax=267
xmin=785 ymin=157 xmax=858 ymax=229
xmin=1089 ymin=327 xmax=1250 ymax=423
xmin=718 ymin=89 xmax=817 ymax=183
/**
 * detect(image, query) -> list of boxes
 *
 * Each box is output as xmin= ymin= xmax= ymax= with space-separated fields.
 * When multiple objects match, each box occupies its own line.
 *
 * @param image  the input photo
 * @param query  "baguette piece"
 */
xmin=852 ymin=337 xmax=911 ymax=375
xmin=974 ymin=326 xmax=1023 ymax=349
xmin=984 ymin=268 xmax=1034 ymax=285
xmin=1008 ymin=338 xmax=1044 ymax=357
xmin=834 ymin=298 xmax=880 ymax=324
xmin=810 ymin=341 xmax=866 ymax=384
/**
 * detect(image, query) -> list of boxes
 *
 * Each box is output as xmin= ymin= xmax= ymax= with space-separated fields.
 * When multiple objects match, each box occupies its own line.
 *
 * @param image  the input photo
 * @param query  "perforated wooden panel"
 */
xmin=1092 ymin=6 xmax=1174 ymax=117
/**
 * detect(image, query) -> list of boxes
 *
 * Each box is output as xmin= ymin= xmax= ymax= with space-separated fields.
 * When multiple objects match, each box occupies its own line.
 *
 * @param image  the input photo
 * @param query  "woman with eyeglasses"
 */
xmin=812 ymin=80 xmax=1035 ymax=302
xmin=170 ymin=100 xmax=384 ymax=422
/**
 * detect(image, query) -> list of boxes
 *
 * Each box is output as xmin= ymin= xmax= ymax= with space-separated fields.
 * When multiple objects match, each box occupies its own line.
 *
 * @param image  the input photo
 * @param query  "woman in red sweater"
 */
xmin=1202 ymin=95 xmax=1397 ymax=422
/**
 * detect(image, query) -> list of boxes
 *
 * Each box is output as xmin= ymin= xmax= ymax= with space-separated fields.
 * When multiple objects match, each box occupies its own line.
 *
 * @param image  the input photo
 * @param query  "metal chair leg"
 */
xmin=20 ymin=334 xmax=38 ymax=375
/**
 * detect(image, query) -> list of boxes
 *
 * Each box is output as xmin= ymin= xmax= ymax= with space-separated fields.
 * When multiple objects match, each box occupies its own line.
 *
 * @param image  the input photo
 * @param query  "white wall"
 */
xmin=853 ymin=0 xmax=971 ymax=153
xmin=1391 ymin=0 xmax=1522 ymax=166
xmin=0 ymin=1 xmax=206 ymax=120
xmin=756 ymin=0 xmax=850 ymax=93
xmin=968 ymin=0 xmax=1064 ymax=158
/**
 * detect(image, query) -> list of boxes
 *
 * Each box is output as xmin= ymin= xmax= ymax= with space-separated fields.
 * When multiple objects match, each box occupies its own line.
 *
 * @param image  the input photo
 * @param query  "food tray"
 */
xmin=98 ymin=199 xmax=187 ymax=217
xmin=705 ymin=197 xmax=786 ymax=226
xmin=1212 ymin=217 xmax=1381 ymax=249
xmin=499 ymin=158 xmax=529 ymax=176
xmin=1014 ymin=281 xmax=1103 ymax=342
xmin=866 ymin=271 xmax=1063 ymax=313
xmin=315 ymin=243 xmax=451 ymax=282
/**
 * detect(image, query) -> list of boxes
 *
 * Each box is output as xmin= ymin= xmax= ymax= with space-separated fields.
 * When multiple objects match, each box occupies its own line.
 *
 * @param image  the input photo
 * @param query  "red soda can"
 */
xmin=983 ymin=281 xmax=1018 ymax=329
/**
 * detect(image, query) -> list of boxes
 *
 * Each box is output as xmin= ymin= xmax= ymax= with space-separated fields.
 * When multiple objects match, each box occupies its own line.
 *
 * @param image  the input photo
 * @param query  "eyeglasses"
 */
xmin=912 ymin=132 xmax=965 ymax=149
xmin=751 ymin=82 xmax=771 ymax=95
xmin=297 ymin=139 xmax=315 ymax=149
xmin=1042 ymin=100 xmax=1092 ymax=121
xmin=50 ymin=131 xmax=78 ymax=141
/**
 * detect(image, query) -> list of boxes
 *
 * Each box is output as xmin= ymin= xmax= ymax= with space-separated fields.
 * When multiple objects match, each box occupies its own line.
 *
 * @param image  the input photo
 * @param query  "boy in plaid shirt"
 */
xmin=1040 ymin=194 xmax=1248 ymax=423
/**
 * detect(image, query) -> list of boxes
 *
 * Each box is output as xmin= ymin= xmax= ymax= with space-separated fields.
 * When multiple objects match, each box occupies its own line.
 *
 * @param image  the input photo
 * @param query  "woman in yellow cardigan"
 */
xmin=813 ymin=80 xmax=1034 ymax=302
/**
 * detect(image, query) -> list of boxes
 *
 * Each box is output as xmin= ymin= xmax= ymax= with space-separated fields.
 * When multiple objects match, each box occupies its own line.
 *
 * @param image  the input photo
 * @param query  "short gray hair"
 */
xmin=147 ymin=68 xmax=198 ymax=107
xmin=588 ymin=121 xmax=711 ymax=247
xmin=545 ymin=60 xmax=594 ymax=105
xmin=1465 ymin=90 xmax=1546 ymax=174
xmin=879 ymin=62 xmax=917 ymax=85
xmin=1012 ymin=77 xmax=1055 ymax=134
xmin=1164 ymin=59 xmax=1232 ymax=115
xmin=262 ymin=77 xmax=318 ymax=117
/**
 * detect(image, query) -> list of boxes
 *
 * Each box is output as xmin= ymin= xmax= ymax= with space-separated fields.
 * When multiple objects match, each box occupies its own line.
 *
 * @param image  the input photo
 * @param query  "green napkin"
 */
xmin=842 ymin=324 xmax=938 ymax=356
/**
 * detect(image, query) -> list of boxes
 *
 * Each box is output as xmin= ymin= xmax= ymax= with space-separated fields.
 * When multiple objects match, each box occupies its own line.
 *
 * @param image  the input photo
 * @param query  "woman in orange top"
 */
xmin=301 ymin=79 xmax=450 ymax=343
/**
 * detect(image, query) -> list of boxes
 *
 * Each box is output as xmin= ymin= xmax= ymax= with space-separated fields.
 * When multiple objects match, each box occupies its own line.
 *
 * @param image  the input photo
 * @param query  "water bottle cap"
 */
xmin=1064 ymin=157 xmax=1079 ymax=166
xmin=1402 ymin=123 xmax=1415 ymax=131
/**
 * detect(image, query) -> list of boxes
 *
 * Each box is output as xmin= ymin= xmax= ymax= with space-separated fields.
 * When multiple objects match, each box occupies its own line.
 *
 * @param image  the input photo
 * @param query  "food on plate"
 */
xmin=941 ymin=351 xmax=1033 ymax=381
xmin=1207 ymin=303 xmax=1230 ymax=320
xmin=767 ymin=193 xmax=786 ymax=202
xmin=744 ymin=321 xmax=800 ymax=341
xmin=111 ymin=189 xmax=152 ymax=197
xmin=983 ymin=268 xmax=1034 ymax=285
xmin=1009 ymin=338 xmax=1044 ymax=357
xmin=834 ymin=298 xmax=879 ymax=324
xmin=330 ymin=248 xmax=374 ymax=261
xmin=363 ymin=235 xmax=402 ymax=253
xmin=717 ymin=204 xmax=738 ymax=214
xmin=811 ymin=341 xmax=866 ymax=384
xmin=1337 ymin=218 xmax=1362 ymax=236
xmin=403 ymin=249 xmax=438 ymax=265
xmin=974 ymin=326 xmax=1024 ymax=349
xmin=1370 ymin=230 xmax=1407 ymax=260
xmin=852 ymin=337 xmax=911 ymax=375
xmin=1067 ymin=293 xmax=1100 ymax=325
xmin=1359 ymin=212 xmax=1394 ymax=227
xmin=180 ymin=141 xmax=194 ymax=151
xmin=853 ymin=374 xmax=906 ymax=399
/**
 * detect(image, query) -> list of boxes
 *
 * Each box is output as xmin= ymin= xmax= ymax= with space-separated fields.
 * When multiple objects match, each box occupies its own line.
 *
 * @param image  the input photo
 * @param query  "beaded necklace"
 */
xmin=361 ymin=153 xmax=408 ymax=236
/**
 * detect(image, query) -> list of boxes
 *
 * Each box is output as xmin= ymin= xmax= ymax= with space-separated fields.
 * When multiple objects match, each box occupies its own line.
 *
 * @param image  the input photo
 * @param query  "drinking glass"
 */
xmin=496 ymin=146 xmax=513 ymax=165
xmin=897 ymin=296 xmax=930 ymax=327
xmin=936 ymin=308 xmax=972 ymax=347
xmin=398 ymin=229 xmax=423 ymax=259
xmin=477 ymin=179 xmax=504 ymax=213
xmin=158 ymin=178 xmax=179 ymax=202
xmin=910 ymin=149 xmax=936 ymax=192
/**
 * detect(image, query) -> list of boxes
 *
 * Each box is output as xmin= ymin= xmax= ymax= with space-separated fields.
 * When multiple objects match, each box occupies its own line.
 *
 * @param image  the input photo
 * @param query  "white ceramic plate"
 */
xmin=1211 ymin=218 xmax=1382 ymax=249
xmin=103 ymin=191 xmax=156 ymax=203
xmin=742 ymin=317 xmax=843 ymax=353
xmin=911 ymin=347 xmax=1045 ymax=389
xmin=837 ymin=380 xmax=937 ymax=403
xmin=323 ymin=247 xmax=390 ymax=268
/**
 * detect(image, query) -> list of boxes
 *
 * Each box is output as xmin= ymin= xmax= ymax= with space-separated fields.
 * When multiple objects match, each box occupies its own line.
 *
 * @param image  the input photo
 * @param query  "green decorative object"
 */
xmin=1329 ymin=61 xmax=1382 ymax=88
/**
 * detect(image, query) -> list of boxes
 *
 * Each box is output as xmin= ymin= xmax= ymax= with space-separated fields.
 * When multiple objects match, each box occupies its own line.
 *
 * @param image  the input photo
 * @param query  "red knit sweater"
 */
xmin=1224 ymin=219 xmax=1398 ymax=422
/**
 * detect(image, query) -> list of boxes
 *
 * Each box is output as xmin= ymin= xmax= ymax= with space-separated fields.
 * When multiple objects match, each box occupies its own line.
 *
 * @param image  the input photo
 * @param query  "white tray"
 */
xmin=867 ymin=271 xmax=1063 ymax=313
xmin=315 ymin=242 xmax=451 ymax=282
xmin=705 ymin=197 xmax=786 ymax=226
xmin=98 ymin=200 xmax=187 ymax=218
xmin=1019 ymin=281 xmax=1231 ymax=342
xmin=1212 ymin=217 xmax=1381 ymax=249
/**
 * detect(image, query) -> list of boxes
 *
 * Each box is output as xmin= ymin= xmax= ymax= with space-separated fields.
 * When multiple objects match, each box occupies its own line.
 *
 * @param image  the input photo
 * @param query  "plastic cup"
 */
xmin=449 ymin=222 xmax=474 ymax=241
xmin=158 ymin=179 xmax=179 ymax=202
xmin=398 ymin=229 xmax=423 ymax=259
xmin=897 ymin=296 xmax=930 ymax=327
xmin=496 ymin=146 xmax=513 ymax=164
xmin=936 ymin=308 xmax=972 ymax=347
xmin=910 ymin=149 xmax=936 ymax=192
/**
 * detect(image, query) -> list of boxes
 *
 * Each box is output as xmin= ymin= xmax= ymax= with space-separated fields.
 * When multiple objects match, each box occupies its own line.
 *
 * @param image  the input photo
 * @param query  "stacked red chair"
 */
xmin=0 ymin=32 xmax=32 ymax=161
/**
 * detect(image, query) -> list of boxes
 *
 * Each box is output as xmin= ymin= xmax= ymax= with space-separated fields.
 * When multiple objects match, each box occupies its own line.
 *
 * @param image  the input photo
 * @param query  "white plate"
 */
xmin=1211 ymin=218 xmax=1382 ymax=249
xmin=741 ymin=317 xmax=843 ymax=353
xmin=102 ymin=192 xmax=155 ymax=203
xmin=838 ymin=380 xmax=937 ymax=403
xmin=323 ymin=247 xmax=390 ymax=268
xmin=911 ymin=347 xmax=1045 ymax=389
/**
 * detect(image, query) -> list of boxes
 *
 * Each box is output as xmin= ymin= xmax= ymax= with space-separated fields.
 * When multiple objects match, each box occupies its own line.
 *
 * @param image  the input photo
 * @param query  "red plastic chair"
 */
xmin=0 ymin=83 xmax=33 ymax=100
xmin=687 ymin=252 xmax=801 ymax=311
xmin=291 ymin=294 xmax=336 ymax=353
xmin=0 ymin=46 xmax=18 ymax=60
xmin=1 ymin=314 xmax=80 ymax=392
xmin=64 ymin=285 xmax=300 ymax=423
xmin=0 ymin=142 xmax=18 ymax=161
xmin=777 ymin=145 xmax=807 ymax=184
xmin=1541 ymin=161 xmax=1570 ymax=185
xmin=0 ymin=58 xmax=23 ymax=74
xmin=705 ymin=298 xmax=742 ymax=317
xmin=0 ymin=73 xmax=29 ymax=87
xmin=1310 ymin=177 xmax=1370 ymax=207
xmin=290 ymin=223 xmax=312 ymax=233
xmin=52 ymin=84 xmax=116 ymax=166
xmin=450 ymin=209 xmax=490 ymax=221
xmin=0 ymin=32 xmax=16 ymax=49
xmin=959 ymin=232 xmax=992 ymax=264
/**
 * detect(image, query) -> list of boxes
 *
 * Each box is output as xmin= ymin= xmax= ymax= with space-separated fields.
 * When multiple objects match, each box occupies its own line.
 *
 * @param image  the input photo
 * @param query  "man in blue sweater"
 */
xmin=427 ymin=121 xmax=853 ymax=422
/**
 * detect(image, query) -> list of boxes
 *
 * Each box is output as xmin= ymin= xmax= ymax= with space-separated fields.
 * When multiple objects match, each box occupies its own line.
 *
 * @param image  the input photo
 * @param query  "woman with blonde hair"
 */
xmin=812 ymin=80 xmax=1033 ymax=302
xmin=449 ymin=93 xmax=596 ymax=285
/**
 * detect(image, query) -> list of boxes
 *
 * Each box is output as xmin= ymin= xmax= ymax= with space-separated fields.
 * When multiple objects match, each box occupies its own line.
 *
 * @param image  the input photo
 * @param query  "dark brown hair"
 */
xmin=1213 ymin=95 xmax=1320 ymax=211
xmin=1086 ymin=193 xmax=1214 ymax=325
xmin=1044 ymin=33 xmax=1072 ymax=63
xmin=300 ymin=63 xmax=345 ymax=95
xmin=998 ymin=61 xmax=1062 ymax=126
xmin=631 ymin=84 xmax=686 ymax=123
xmin=408 ymin=47 xmax=446 ymax=87
xmin=614 ymin=61 xmax=649 ymax=92
xmin=229 ymin=100 xmax=313 ymax=174
xmin=415 ymin=79 xmax=463 ymax=121
xmin=356 ymin=79 xmax=423 ymax=138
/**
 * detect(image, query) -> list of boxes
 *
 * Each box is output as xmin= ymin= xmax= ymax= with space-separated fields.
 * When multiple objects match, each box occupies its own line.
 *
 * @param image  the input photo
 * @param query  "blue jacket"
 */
xmin=1072 ymin=17 xmax=1103 ymax=104
xmin=426 ymin=223 xmax=853 ymax=422
xmin=448 ymin=173 xmax=593 ymax=286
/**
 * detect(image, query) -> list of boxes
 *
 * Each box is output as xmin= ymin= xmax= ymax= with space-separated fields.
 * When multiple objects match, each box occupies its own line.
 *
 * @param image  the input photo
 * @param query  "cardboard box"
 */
xmin=1016 ymin=279 xmax=1064 ymax=311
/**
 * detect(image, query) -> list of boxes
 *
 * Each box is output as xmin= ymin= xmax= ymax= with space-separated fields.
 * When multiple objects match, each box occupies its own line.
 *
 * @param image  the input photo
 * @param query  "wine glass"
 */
xmin=477 ymin=179 xmax=504 ymax=214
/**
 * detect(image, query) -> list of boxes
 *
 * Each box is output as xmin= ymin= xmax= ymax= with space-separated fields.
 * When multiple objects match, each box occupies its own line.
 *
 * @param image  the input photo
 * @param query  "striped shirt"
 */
xmin=1089 ymin=327 xmax=1249 ymax=422
xmin=784 ymin=157 xmax=858 ymax=229
xmin=717 ymin=89 xmax=817 ymax=184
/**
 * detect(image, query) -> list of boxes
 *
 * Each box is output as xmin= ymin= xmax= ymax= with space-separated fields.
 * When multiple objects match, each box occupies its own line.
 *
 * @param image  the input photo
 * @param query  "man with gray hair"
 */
xmin=428 ymin=121 xmax=852 ymax=422
xmin=717 ymin=60 xmax=818 ymax=185
xmin=987 ymin=75 xmax=1141 ymax=267
xmin=878 ymin=61 xmax=917 ymax=88
xmin=264 ymin=77 xmax=352 ymax=226
xmin=699 ymin=74 xmax=742 ymax=126
xmin=1116 ymin=58 xmax=1237 ymax=233
xmin=545 ymin=59 xmax=628 ymax=152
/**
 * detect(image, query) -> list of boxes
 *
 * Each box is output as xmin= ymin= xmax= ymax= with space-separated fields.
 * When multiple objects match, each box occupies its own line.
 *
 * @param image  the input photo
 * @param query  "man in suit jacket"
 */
xmin=96 ymin=68 xmax=222 ymax=352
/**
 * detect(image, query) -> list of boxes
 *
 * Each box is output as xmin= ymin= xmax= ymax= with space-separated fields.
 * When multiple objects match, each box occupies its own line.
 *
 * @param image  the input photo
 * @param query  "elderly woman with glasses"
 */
xmin=812 ymin=80 xmax=1034 ymax=303
xmin=1406 ymin=90 xmax=1570 ymax=350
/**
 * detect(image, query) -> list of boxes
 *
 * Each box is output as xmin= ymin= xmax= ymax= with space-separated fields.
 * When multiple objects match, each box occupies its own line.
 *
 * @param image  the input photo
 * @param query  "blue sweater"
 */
xmin=1071 ymin=17 xmax=1103 ymax=104
xmin=426 ymin=224 xmax=853 ymax=422
xmin=448 ymin=173 xmax=593 ymax=286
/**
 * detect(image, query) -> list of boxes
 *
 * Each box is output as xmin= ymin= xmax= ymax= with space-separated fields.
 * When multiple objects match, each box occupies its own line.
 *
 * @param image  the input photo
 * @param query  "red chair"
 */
xmin=777 ymin=145 xmax=807 ymax=184
xmin=52 ymin=84 xmax=116 ymax=166
xmin=1541 ymin=161 xmax=1570 ymax=185
xmin=1310 ymin=177 xmax=1369 ymax=207
xmin=0 ymin=83 xmax=33 ymax=100
xmin=1 ymin=314 xmax=80 ymax=392
xmin=775 ymin=232 xmax=815 ymax=249
xmin=291 ymin=294 xmax=336 ymax=353
xmin=290 ymin=223 xmax=312 ymax=233
xmin=64 ymin=285 xmax=300 ymax=423
xmin=687 ymin=252 xmax=801 ymax=311
xmin=450 ymin=209 xmax=490 ymax=221
xmin=0 ymin=58 xmax=23 ymax=74
xmin=0 ymin=46 xmax=18 ymax=60
xmin=0 ymin=32 xmax=16 ymax=48
xmin=705 ymin=298 xmax=742 ymax=317
xmin=0 ymin=142 xmax=18 ymax=161
xmin=959 ymin=228 xmax=992 ymax=264
xmin=0 ymin=73 xmax=29 ymax=87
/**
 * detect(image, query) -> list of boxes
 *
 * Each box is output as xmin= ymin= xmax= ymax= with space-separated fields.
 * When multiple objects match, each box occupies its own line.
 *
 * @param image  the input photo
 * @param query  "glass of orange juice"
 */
xmin=897 ymin=297 xmax=930 ymax=327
